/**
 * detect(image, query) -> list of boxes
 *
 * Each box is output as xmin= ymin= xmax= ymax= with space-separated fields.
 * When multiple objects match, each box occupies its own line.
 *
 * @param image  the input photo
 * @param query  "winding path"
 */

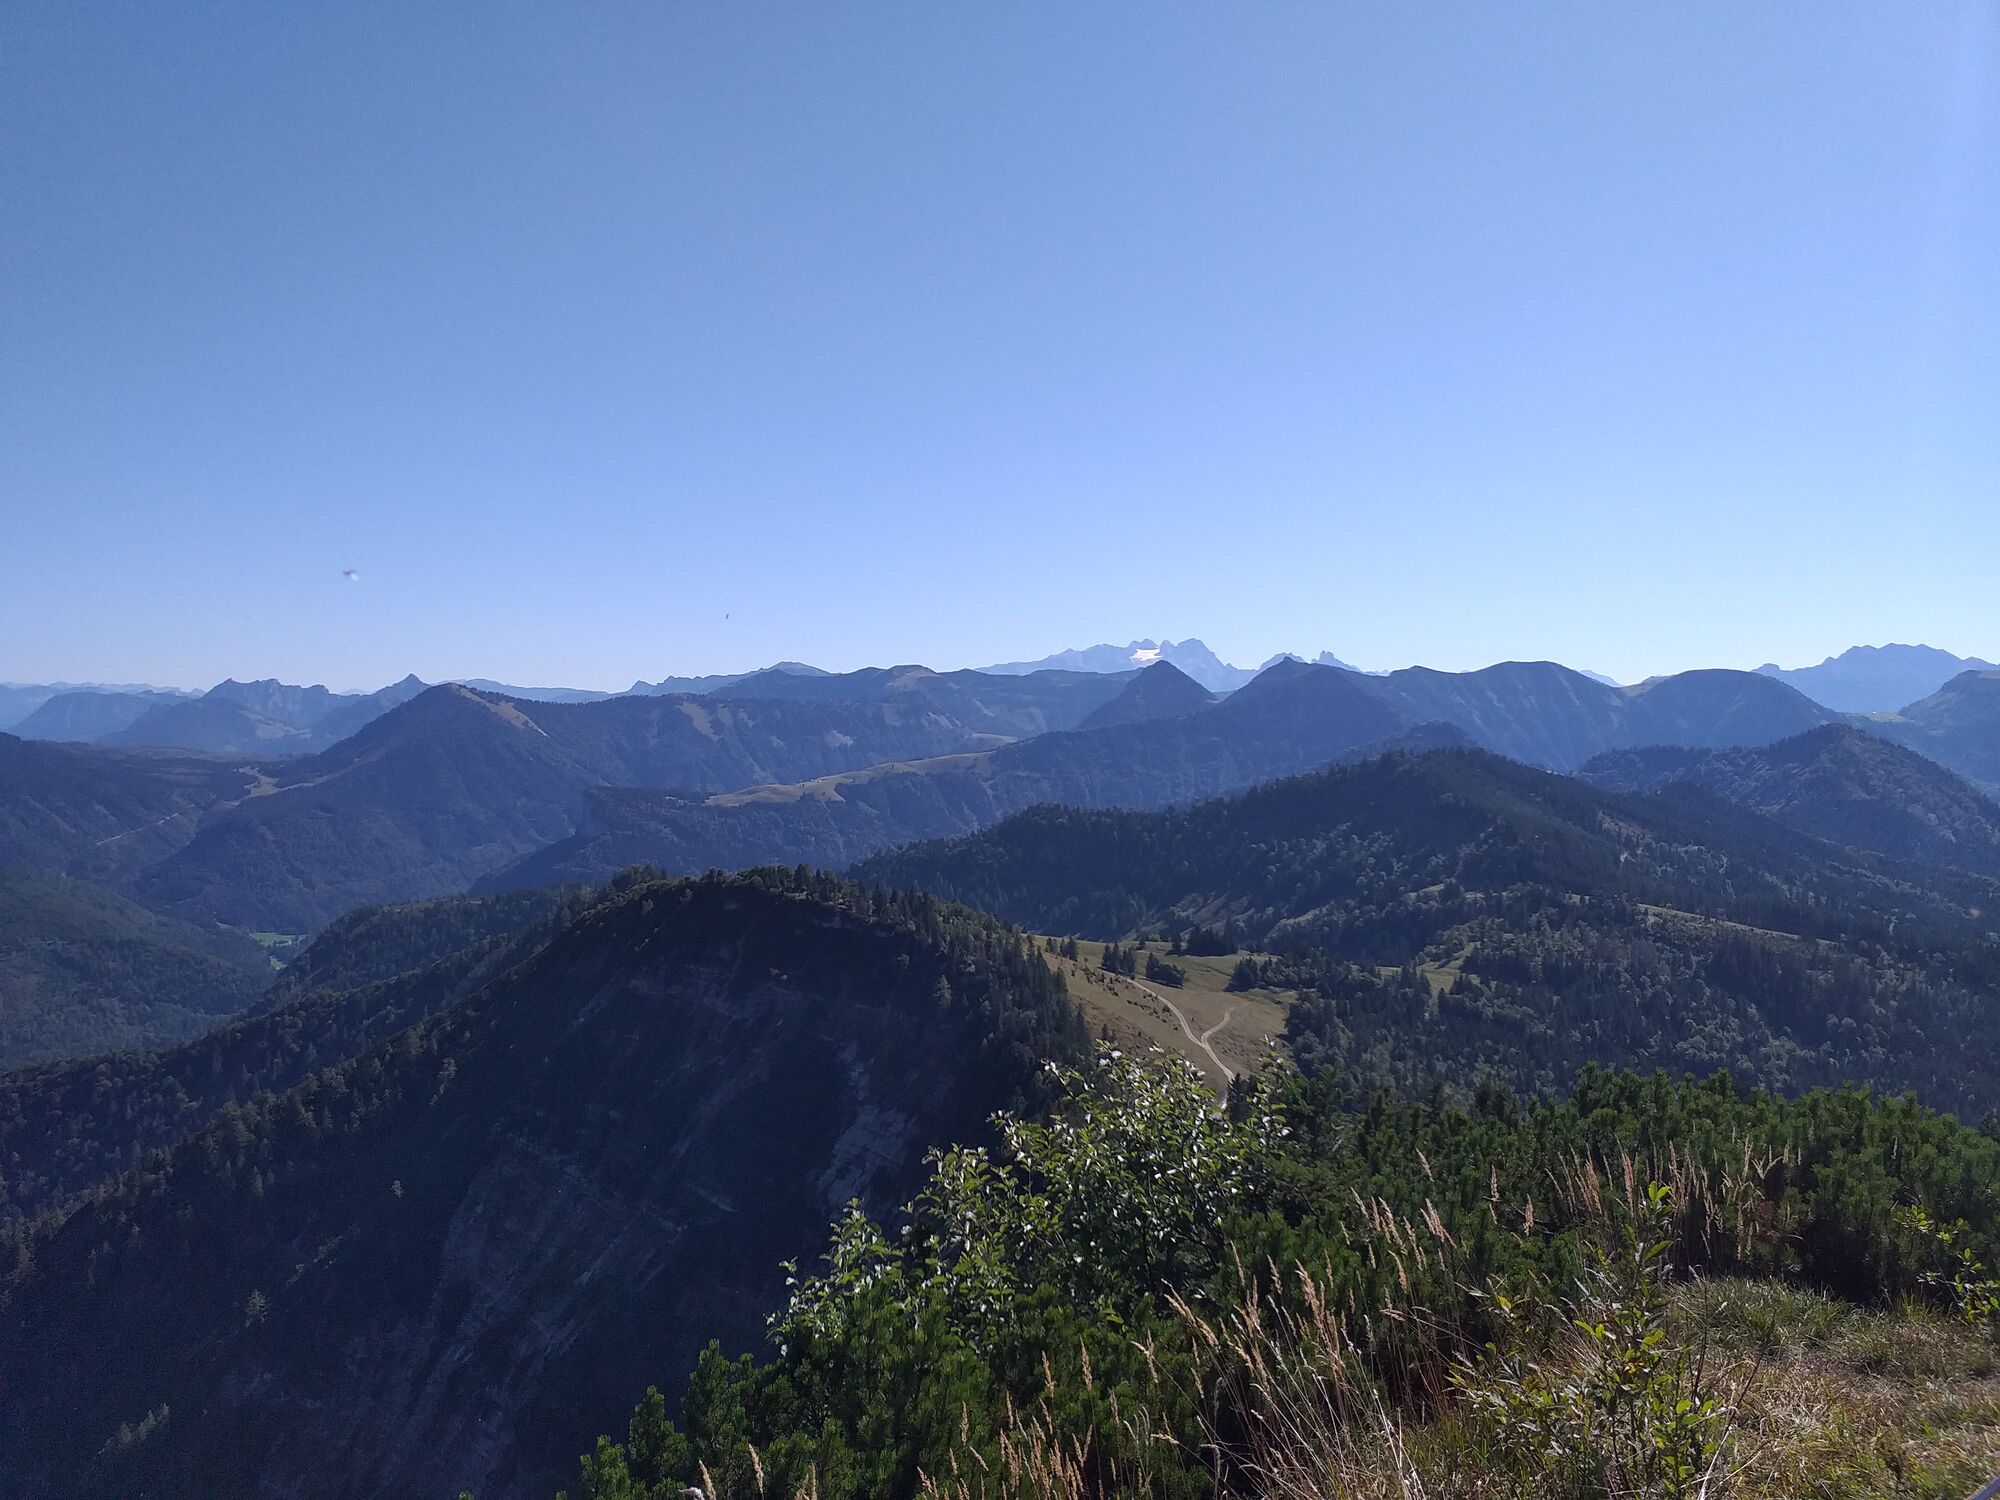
xmin=1130 ymin=977 xmax=1237 ymax=1105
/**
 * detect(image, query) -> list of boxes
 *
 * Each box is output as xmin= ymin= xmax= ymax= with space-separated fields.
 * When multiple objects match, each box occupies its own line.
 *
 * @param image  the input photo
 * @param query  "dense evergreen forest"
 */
xmin=0 ymin=884 xmax=598 ymax=1223
xmin=0 ymin=866 xmax=268 ymax=1067
xmin=858 ymin=748 xmax=2000 ymax=1116
xmin=0 ymin=870 xmax=1090 ymax=1500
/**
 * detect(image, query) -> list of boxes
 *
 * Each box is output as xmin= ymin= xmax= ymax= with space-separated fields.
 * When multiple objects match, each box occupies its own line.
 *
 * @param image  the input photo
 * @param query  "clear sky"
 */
xmin=4 ymin=3 xmax=1996 ymax=692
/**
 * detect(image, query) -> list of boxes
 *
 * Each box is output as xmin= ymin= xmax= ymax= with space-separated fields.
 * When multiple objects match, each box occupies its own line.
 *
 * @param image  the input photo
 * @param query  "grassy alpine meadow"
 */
xmin=1036 ymin=935 xmax=1295 ymax=1096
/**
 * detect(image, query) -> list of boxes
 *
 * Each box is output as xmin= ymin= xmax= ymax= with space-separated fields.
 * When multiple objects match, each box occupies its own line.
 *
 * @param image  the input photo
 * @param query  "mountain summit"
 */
xmin=980 ymin=638 xmax=1256 ymax=691
xmin=1755 ymin=644 xmax=1997 ymax=713
xmin=1076 ymin=660 xmax=1217 ymax=729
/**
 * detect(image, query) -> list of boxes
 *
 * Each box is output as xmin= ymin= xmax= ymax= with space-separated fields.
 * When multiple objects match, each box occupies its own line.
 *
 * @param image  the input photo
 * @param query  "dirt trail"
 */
xmin=1131 ymin=978 xmax=1237 ymax=1105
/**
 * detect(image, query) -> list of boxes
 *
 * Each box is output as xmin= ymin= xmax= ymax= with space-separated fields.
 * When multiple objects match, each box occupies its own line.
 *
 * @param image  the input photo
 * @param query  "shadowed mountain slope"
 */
xmin=0 ymin=868 xmax=267 ymax=1069
xmin=1357 ymin=662 xmax=1836 ymax=770
xmin=0 ymin=885 xmax=600 ymax=1226
xmin=1076 ymin=660 xmax=1217 ymax=730
xmin=122 ymin=682 xmax=1040 ymax=932
xmin=11 ymin=689 xmax=190 ymax=743
xmin=1579 ymin=723 xmax=2000 ymax=877
xmin=0 ymin=871 xmax=1086 ymax=1500
xmin=101 ymin=675 xmax=431 ymax=755
xmin=0 ymin=734 xmax=257 ymax=881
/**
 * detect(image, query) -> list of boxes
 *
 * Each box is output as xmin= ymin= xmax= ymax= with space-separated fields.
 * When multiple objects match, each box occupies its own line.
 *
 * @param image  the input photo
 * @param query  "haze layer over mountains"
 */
xmin=7 ymin=638 xmax=1990 ymax=745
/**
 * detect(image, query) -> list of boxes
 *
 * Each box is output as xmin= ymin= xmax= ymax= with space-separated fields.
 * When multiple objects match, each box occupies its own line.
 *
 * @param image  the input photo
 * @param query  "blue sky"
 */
xmin=4 ymin=3 xmax=1996 ymax=691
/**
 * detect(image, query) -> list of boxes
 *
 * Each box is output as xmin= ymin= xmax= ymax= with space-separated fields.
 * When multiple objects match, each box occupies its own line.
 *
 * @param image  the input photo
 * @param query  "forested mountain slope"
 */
xmin=254 ymin=885 xmax=594 ymax=1013
xmin=0 ymin=734 xmax=256 ymax=881
xmin=857 ymin=747 xmax=2000 ymax=1113
xmin=1580 ymin=723 xmax=2000 ymax=876
xmin=0 ymin=885 xmax=598 ymax=1225
xmin=0 ymin=868 xmax=267 ymax=1068
xmin=0 ymin=871 xmax=1086 ymax=1500
xmin=1870 ymin=668 xmax=2000 ymax=795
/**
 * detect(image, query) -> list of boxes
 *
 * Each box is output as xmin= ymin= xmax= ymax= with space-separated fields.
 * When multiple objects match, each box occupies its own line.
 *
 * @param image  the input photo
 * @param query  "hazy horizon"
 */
xmin=6 ymin=635 xmax=1997 ymax=700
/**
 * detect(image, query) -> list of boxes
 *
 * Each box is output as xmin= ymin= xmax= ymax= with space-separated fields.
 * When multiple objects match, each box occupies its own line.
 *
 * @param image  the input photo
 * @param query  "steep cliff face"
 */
xmin=0 ymin=874 xmax=1085 ymax=1500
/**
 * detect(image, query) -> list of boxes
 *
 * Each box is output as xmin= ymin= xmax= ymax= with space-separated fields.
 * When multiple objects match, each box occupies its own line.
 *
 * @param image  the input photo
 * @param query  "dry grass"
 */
xmin=686 ymin=1148 xmax=2000 ymax=1500
xmin=1163 ymin=1271 xmax=2000 ymax=1500
xmin=1684 ymin=1279 xmax=2000 ymax=1498
xmin=1037 ymin=939 xmax=1292 ymax=1094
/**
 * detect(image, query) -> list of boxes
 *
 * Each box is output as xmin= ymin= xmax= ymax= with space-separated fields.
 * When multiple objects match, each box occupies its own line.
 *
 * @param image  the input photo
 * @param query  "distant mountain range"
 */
xmin=0 ymin=681 xmax=193 ymax=734
xmin=625 ymin=660 xmax=829 ymax=695
xmin=26 ymin=668 xmax=1127 ymax=934
xmin=1756 ymin=643 xmax=1997 ymax=713
xmin=3 ymin=647 xmax=1996 ymax=999
xmin=8 ymin=640 xmax=1991 ymax=738
xmin=978 ymin=638 xmax=1358 ymax=691
xmin=484 ymin=658 xmax=1846 ymax=890
xmin=486 ymin=664 xmax=1464 ymax=891
xmin=456 ymin=679 xmax=616 ymax=703
xmin=12 ymin=675 xmax=430 ymax=753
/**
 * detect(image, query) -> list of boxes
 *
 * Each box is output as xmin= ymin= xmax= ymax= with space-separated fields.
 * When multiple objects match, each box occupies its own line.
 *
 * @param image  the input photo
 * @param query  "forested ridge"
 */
xmin=1578 ymin=723 xmax=2000 ymax=877
xmin=0 ymin=867 xmax=268 ymax=1068
xmin=0 ymin=884 xmax=599 ymax=1224
xmin=0 ymin=869 xmax=1089 ymax=1500
xmin=857 ymin=747 xmax=2000 ymax=1114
